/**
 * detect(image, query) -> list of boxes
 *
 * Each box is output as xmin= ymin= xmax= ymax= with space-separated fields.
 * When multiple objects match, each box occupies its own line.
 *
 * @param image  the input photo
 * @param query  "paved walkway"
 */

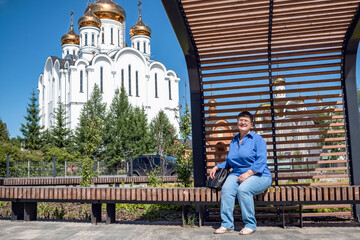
xmin=1 ymin=220 xmax=360 ymax=240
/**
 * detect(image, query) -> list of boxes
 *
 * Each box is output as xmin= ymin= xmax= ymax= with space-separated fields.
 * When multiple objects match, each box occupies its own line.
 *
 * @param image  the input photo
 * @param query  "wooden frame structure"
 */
xmin=161 ymin=0 xmax=360 ymax=220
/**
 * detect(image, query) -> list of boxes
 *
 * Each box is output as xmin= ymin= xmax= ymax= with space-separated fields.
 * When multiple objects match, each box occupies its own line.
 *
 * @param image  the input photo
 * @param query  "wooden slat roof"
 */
xmin=169 ymin=0 xmax=360 ymax=185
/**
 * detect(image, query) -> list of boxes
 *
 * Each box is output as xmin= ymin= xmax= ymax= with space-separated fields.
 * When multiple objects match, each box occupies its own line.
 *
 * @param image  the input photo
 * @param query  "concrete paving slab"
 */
xmin=0 ymin=220 xmax=360 ymax=240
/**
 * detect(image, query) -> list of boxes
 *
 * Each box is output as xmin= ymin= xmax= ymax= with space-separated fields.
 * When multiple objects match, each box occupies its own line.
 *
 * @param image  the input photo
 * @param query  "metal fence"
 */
xmin=1 ymin=155 xmax=127 ymax=178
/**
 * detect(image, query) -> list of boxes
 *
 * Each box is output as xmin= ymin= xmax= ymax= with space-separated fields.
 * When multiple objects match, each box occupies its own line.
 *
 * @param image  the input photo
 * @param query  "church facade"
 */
xmin=37 ymin=0 xmax=180 ymax=131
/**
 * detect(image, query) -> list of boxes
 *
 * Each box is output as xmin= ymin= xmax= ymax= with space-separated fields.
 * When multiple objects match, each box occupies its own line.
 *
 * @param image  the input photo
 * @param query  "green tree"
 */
xmin=174 ymin=104 xmax=193 ymax=187
xmin=51 ymin=102 xmax=72 ymax=149
xmin=20 ymin=90 xmax=42 ymax=150
xmin=0 ymin=118 xmax=9 ymax=142
xmin=104 ymin=88 xmax=153 ymax=169
xmin=130 ymin=106 xmax=154 ymax=158
xmin=39 ymin=129 xmax=53 ymax=148
xmin=103 ymin=88 xmax=132 ymax=168
xmin=149 ymin=110 xmax=177 ymax=156
xmin=75 ymin=84 xmax=106 ymax=155
xmin=81 ymin=116 xmax=104 ymax=186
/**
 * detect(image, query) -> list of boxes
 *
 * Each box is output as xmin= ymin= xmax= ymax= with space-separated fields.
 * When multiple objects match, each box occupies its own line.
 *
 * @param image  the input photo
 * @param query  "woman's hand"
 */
xmin=237 ymin=170 xmax=257 ymax=183
xmin=209 ymin=166 xmax=219 ymax=179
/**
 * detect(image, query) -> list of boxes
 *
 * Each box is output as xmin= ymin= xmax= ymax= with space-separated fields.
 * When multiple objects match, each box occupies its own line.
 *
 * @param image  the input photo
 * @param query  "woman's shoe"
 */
xmin=239 ymin=227 xmax=256 ymax=235
xmin=214 ymin=226 xmax=234 ymax=234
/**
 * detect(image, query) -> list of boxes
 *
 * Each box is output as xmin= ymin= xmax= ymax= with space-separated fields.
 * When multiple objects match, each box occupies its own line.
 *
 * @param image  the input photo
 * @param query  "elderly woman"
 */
xmin=210 ymin=111 xmax=272 ymax=235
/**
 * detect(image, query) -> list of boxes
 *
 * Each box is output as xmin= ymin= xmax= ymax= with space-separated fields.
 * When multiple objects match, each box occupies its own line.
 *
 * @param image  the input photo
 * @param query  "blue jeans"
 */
xmin=220 ymin=174 xmax=272 ymax=231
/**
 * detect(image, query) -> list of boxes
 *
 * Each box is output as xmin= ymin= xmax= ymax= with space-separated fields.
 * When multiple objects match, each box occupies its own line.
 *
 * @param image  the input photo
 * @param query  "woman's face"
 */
xmin=237 ymin=116 xmax=252 ymax=133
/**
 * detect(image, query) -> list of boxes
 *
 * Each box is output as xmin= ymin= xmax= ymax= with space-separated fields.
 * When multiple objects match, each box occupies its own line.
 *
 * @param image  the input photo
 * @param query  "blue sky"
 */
xmin=0 ymin=0 xmax=189 ymax=138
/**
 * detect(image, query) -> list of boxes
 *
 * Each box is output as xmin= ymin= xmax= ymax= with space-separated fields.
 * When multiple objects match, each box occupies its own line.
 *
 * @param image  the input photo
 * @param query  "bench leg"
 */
xmin=106 ymin=203 xmax=116 ymax=224
xmin=299 ymin=204 xmax=303 ymax=228
xmin=24 ymin=202 xmax=37 ymax=221
xmin=282 ymin=205 xmax=285 ymax=228
xmin=182 ymin=205 xmax=189 ymax=225
xmin=11 ymin=202 xmax=24 ymax=221
xmin=91 ymin=203 xmax=102 ymax=224
xmin=198 ymin=205 xmax=204 ymax=227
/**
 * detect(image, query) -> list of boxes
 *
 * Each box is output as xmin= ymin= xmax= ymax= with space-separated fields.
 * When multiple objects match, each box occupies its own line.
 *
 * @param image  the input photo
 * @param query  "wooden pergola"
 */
xmin=161 ymin=0 xmax=360 ymax=218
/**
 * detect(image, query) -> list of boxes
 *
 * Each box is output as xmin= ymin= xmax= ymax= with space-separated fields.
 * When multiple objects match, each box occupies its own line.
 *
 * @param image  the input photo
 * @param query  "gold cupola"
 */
xmin=78 ymin=1 xmax=102 ymax=29
xmin=129 ymin=1 xmax=151 ymax=37
xmin=208 ymin=99 xmax=216 ymax=111
xmin=87 ymin=0 xmax=126 ymax=23
xmin=61 ymin=11 xmax=80 ymax=45
xmin=273 ymin=77 xmax=285 ymax=85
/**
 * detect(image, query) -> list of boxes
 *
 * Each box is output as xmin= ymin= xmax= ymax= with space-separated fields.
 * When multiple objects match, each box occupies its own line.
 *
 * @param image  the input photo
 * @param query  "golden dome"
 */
xmin=208 ymin=99 xmax=216 ymax=111
xmin=130 ymin=1 xmax=151 ymax=37
xmin=273 ymin=77 xmax=285 ymax=84
xmin=78 ymin=3 xmax=102 ymax=29
xmin=87 ymin=0 xmax=126 ymax=23
xmin=130 ymin=17 xmax=151 ymax=37
xmin=61 ymin=11 xmax=79 ymax=45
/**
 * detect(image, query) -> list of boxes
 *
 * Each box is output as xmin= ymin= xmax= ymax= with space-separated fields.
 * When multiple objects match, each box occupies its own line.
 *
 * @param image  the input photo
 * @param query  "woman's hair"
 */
xmin=237 ymin=111 xmax=254 ymax=123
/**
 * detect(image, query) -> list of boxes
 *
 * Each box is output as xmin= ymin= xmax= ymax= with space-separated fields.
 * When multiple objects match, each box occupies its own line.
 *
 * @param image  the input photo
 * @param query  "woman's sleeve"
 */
xmin=249 ymin=136 xmax=267 ymax=173
xmin=216 ymin=141 xmax=232 ymax=169
xmin=216 ymin=160 xmax=231 ymax=169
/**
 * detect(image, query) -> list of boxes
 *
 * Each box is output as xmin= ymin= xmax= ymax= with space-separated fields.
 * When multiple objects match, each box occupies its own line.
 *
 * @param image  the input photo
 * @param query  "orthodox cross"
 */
xmin=138 ymin=1 xmax=142 ymax=18
xmin=70 ymin=10 xmax=74 ymax=29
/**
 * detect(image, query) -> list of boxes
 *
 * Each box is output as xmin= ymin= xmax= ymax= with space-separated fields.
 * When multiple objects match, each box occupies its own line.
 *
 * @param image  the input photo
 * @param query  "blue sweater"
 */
xmin=216 ymin=131 xmax=272 ymax=178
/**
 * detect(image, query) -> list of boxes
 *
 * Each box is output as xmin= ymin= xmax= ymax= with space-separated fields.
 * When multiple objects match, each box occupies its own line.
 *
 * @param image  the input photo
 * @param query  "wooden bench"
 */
xmin=1 ymin=185 xmax=359 ymax=226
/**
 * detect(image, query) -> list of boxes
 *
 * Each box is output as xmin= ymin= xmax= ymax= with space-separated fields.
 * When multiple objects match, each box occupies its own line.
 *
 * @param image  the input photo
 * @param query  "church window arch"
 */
xmin=144 ymin=42 xmax=146 ymax=53
xmin=85 ymin=33 xmax=88 ymax=46
xmin=80 ymin=70 xmax=84 ymax=93
xmin=121 ymin=69 xmax=124 ymax=89
xmin=42 ymin=86 xmax=45 ymax=104
xmin=92 ymin=34 xmax=95 ymax=46
xmin=136 ymin=71 xmax=139 ymax=97
xmin=111 ymin=28 xmax=113 ymax=45
xmin=73 ymin=50 xmax=75 ymax=55
xmin=66 ymin=50 xmax=69 ymax=55
xmin=155 ymin=73 xmax=158 ymax=98
xmin=128 ymin=65 xmax=132 ymax=96
xmin=137 ymin=42 xmax=140 ymax=50
xmin=100 ymin=67 xmax=104 ymax=93
xmin=52 ymin=78 xmax=55 ymax=102
xmin=102 ymin=28 xmax=105 ymax=44
xmin=168 ymin=80 xmax=172 ymax=100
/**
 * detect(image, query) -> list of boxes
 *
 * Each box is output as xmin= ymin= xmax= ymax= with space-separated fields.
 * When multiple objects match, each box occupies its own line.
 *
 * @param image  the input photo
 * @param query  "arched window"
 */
xmin=118 ymin=29 xmax=121 ymax=46
xmin=155 ymin=73 xmax=158 ymax=98
xmin=92 ymin=34 xmax=95 ymax=46
xmin=52 ymin=78 xmax=55 ymax=102
xmin=128 ymin=65 xmax=131 ymax=96
xmin=102 ymin=28 xmax=105 ymax=44
xmin=111 ymin=28 xmax=113 ymax=45
xmin=137 ymin=42 xmax=140 ymax=50
xmin=168 ymin=80 xmax=172 ymax=100
xmin=80 ymin=70 xmax=83 ymax=92
xmin=136 ymin=71 xmax=139 ymax=97
xmin=66 ymin=50 xmax=69 ymax=55
xmin=73 ymin=50 xmax=75 ymax=55
xmin=144 ymin=42 xmax=146 ymax=53
xmin=121 ymin=69 xmax=124 ymax=89
xmin=100 ymin=67 xmax=103 ymax=93
xmin=85 ymin=33 xmax=88 ymax=46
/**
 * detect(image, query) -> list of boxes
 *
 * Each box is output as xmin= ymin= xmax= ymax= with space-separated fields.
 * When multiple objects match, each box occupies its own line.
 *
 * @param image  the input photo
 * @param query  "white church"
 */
xmin=37 ymin=0 xmax=180 ymax=131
